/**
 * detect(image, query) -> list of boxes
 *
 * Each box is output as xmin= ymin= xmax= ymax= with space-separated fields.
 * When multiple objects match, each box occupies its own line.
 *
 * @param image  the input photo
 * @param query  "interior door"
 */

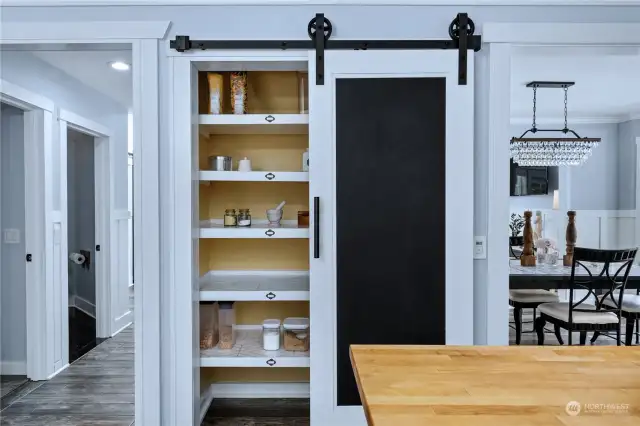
xmin=310 ymin=50 xmax=474 ymax=425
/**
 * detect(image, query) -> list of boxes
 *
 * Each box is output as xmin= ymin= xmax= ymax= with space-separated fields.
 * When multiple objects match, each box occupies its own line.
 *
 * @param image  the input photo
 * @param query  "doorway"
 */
xmin=66 ymin=127 xmax=98 ymax=362
xmin=0 ymin=102 xmax=28 ymax=395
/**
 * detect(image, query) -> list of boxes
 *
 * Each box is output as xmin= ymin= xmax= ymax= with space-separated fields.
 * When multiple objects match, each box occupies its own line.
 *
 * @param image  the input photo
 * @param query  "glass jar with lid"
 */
xmin=262 ymin=319 xmax=281 ymax=351
xmin=237 ymin=209 xmax=251 ymax=227
xmin=224 ymin=209 xmax=237 ymax=227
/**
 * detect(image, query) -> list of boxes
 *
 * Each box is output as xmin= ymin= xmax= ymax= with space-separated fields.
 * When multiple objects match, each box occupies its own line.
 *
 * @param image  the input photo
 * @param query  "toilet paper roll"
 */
xmin=69 ymin=252 xmax=86 ymax=265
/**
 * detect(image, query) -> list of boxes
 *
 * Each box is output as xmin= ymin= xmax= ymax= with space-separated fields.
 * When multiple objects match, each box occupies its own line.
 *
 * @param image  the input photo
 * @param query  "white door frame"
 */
xmin=0 ymin=79 xmax=55 ymax=381
xmin=1 ymin=20 xmax=168 ymax=425
xmin=483 ymin=22 xmax=640 ymax=345
xmin=59 ymin=109 xmax=115 ymax=348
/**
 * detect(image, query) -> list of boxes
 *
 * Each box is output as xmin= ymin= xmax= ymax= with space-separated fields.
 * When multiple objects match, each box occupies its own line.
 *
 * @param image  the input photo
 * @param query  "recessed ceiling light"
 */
xmin=109 ymin=61 xmax=130 ymax=71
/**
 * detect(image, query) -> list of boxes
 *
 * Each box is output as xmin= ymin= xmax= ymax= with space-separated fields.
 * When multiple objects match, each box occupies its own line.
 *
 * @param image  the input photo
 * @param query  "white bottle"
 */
xmin=302 ymin=149 xmax=309 ymax=172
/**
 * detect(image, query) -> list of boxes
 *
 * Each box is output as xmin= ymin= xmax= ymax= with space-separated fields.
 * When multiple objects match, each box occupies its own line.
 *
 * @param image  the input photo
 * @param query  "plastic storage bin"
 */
xmin=199 ymin=302 xmax=219 ymax=349
xmin=262 ymin=319 xmax=281 ymax=351
xmin=218 ymin=302 xmax=236 ymax=349
xmin=283 ymin=317 xmax=309 ymax=352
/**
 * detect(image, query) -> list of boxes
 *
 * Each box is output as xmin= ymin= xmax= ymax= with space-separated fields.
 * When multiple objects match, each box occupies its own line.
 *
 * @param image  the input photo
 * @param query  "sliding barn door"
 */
xmin=310 ymin=50 xmax=474 ymax=425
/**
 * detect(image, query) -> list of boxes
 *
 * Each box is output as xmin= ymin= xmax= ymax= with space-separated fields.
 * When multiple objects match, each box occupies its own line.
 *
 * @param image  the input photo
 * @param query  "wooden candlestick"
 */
xmin=520 ymin=211 xmax=536 ymax=267
xmin=563 ymin=210 xmax=577 ymax=266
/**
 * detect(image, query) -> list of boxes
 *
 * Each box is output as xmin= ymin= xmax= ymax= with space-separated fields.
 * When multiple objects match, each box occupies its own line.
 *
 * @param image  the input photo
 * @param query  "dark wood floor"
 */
xmin=0 ymin=377 xmax=28 ymax=400
xmin=0 ymin=326 xmax=134 ymax=426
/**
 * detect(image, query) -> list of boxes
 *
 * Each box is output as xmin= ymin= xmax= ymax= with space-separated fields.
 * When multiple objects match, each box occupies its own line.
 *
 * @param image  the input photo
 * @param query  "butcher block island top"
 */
xmin=350 ymin=345 xmax=640 ymax=426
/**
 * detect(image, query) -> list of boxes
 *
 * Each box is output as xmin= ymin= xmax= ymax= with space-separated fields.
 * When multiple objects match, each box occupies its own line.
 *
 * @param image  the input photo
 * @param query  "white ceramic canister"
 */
xmin=238 ymin=157 xmax=252 ymax=172
xmin=262 ymin=319 xmax=281 ymax=351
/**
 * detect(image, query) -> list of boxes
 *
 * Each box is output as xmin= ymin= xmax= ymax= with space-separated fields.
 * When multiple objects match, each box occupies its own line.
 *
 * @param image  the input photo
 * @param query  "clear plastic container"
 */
xmin=199 ymin=302 xmax=219 ymax=349
xmin=283 ymin=317 xmax=309 ymax=352
xmin=218 ymin=302 xmax=236 ymax=349
xmin=262 ymin=319 xmax=281 ymax=351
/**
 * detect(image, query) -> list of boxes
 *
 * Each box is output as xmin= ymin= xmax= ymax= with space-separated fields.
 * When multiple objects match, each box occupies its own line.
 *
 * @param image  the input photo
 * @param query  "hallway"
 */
xmin=0 ymin=326 xmax=134 ymax=426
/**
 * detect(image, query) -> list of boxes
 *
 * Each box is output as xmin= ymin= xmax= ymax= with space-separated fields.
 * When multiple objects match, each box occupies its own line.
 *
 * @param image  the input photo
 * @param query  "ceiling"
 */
xmin=32 ymin=49 xmax=133 ymax=109
xmin=511 ymin=46 xmax=640 ymax=123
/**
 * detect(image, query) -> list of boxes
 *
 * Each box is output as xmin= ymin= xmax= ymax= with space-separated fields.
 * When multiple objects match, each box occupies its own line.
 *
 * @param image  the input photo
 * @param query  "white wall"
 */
xmin=0 ymin=50 xmax=130 ymax=336
xmin=67 ymin=128 xmax=96 ymax=310
xmin=4 ymin=4 xmax=639 ymax=351
xmin=618 ymin=119 xmax=640 ymax=210
xmin=0 ymin=103 xmax=26 ymax=374
xmin=0 ymin=50 xmax=128 ymax=212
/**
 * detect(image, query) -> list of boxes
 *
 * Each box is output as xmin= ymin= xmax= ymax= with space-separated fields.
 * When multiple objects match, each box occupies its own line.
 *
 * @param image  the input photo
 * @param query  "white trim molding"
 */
xmin=486 ymin=43 xmax=512 ymax=346
xmin=635 ymin=137 xmax=640 ymax=252
xmin=2 ymin=22 xmax=163 ymax=426
xmin=0 ymin=79 xmax=54 ymax=112
xmin=484 ymin=23 xmax=640 ymax=44
xmin=3 ymin=0 xmax=640 ymax=5
xmin=59 ymin=109 xmax=112 ymax=138
xmin=485 ymin=22 xmax=640 ymax=345
xmin=0 ymin=21 xmax=171 ymax=42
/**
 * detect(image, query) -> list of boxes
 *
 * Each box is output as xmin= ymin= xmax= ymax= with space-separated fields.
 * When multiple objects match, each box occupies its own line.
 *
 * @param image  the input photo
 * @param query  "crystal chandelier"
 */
xmin=510 ymin=82 xmax=601 ymax=166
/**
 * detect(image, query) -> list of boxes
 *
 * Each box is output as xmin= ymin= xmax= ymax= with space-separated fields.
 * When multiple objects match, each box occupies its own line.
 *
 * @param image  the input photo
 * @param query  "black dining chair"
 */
xmin=593 ymin=286 xmax=640 ymax=346
xmin=508 ymin=236 xmax=559 ymax=345
xmin=534 ymin=247 xmax=637 ymax=346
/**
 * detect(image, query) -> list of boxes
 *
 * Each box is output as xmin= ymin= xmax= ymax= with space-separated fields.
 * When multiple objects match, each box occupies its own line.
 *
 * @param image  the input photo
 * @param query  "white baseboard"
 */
xmin=111 ymin=320 xmax=132 ymax=338
xmin=210 ymin=382 xmax=310 ymax=399
xmin=69 ymin=295 xmax=96 ymax=318
xmin=47 ymin=363 xmax=70 ymax=380
xmin=0 ymin=360 xmax=26 ymax=375
xmin=200 ymin=385 xmax=215 ymax=423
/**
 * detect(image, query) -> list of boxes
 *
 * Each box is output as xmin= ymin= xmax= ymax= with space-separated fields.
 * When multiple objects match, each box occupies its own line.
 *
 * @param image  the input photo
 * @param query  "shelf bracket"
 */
xmin=170 ymin=13 xmax=481 ymax=86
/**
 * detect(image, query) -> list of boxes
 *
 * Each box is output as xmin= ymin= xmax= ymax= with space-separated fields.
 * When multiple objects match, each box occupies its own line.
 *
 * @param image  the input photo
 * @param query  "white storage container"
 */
xmin=262 ymin=319 xmax=281 ymax=351
xmin=283 ymin=317 xmax=309 ymax=352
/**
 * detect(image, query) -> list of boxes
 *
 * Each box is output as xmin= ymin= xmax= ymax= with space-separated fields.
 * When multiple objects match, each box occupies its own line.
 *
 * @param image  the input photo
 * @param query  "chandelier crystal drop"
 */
xmin=510 ymin=82 xmax=601 ymax=167
xmin=510 ymin=139 xmax=599 ymax=166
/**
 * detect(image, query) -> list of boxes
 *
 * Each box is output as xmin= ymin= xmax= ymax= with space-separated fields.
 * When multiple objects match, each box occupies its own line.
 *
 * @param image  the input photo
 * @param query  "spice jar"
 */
xmin=262 ymin=319 xmax=281 ymax=351
xmin=297 ymin=211 xmax=309 ymax=228
xmin=230 ymin=71 xmax=248 ymax=115
xmin=237 ymin=209 xmax=251 ymax=227
xmin=224 ymin=209 xmax=237 ymax=227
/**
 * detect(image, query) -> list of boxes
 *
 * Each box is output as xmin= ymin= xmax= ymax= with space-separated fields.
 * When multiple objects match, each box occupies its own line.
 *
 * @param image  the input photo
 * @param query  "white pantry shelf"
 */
xmin=199 ymin=114 xmax=308 ymax=135
xmin=200 ymin=271 xmax=309 ymax=301
xmin=199 ymin=220 xmax=309 ymax=239
xmin=199 ymin=171 xmax=309 ymax=182
xmin=200 ymin=327 xmax=310 ymax=368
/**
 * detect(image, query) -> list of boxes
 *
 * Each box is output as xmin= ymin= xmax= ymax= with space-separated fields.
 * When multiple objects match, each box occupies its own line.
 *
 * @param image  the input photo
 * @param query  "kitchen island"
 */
xmin=350 ymin=345 xmax=640 ymax=425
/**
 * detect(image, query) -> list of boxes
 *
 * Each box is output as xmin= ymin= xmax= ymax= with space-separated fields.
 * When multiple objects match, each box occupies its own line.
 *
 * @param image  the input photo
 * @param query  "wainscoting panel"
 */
xmin=51 ymin=214 xmax=65 ymax=372
xmin=112 ymin=210 xmax=132 ymax=335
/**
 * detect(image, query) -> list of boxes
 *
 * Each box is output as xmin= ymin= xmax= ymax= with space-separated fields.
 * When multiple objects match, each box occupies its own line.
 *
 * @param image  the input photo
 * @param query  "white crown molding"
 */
xmin=484 ymin=23 xmax=640 ymax=44
xmin=510 ymin=116 xmax=629 ymax=125
xmin=0 ymin=21 xmax=171 ymax=41
xmin=2 ymin=0 xmax=640 ymax=5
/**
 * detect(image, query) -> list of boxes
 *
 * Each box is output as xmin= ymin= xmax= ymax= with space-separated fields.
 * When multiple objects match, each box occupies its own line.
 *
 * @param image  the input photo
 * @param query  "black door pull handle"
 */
xmin=314 ymin=197 xmax=320 ymax=259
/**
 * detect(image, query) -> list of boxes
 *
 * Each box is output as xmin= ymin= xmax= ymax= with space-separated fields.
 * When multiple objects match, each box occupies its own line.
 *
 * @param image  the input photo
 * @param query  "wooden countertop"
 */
xmin=350 ymin=345 xmax=640 ymax=426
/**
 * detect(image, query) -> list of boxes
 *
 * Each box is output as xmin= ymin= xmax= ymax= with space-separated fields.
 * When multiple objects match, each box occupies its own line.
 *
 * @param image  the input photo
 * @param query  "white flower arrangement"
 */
xmin=534 ymin=238 xmax=557 ymax=253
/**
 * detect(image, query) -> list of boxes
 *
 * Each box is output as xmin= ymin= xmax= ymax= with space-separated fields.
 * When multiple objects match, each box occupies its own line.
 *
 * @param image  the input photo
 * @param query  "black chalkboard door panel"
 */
xmin=335 ymin=77 xmax=446 ymax=406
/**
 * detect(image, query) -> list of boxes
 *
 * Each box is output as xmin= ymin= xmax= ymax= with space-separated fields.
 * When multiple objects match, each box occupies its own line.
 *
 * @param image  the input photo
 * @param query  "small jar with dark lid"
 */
xmin=237 ymin=209 xmax=251 ymax=227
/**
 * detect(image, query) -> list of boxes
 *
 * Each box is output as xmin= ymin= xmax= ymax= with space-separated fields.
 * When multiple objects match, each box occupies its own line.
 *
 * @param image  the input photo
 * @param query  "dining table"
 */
xmin=510 ymin=260 xmax=640 ymax=290
xmin=350 ymin=344 xmax=640 ymax=426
